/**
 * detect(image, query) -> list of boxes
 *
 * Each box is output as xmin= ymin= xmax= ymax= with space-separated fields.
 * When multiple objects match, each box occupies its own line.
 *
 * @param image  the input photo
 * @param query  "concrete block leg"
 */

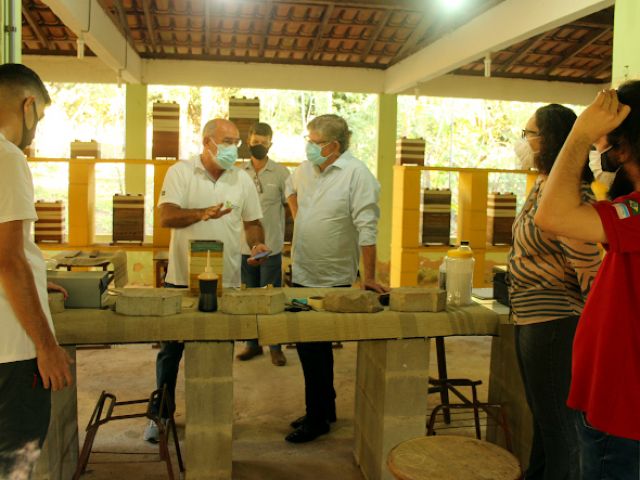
xmin=35 ymin=346 xmax=79 ymax=480
xmin=487 ymin=324 xmax=533 ymax=470
xmin=184 ymin=341 xmax=234 ymax=480
xmin=354 ymin=338 xmax=430 ymax=480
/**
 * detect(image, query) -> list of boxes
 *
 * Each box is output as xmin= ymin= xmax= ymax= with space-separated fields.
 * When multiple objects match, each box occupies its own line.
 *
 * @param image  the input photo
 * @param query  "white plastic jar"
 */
xmin=445 ymin=242 xmax=475 ymax=306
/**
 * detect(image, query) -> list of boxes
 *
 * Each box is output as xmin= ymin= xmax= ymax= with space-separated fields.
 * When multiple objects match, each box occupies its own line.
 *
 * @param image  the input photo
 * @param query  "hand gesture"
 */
xmin=573 ymin=89 xmax=631 ymax=144
xmin=201 ymin=203 xmax=232 ymax=221
xmin=37 ymin=343 xmax=74 ymax=391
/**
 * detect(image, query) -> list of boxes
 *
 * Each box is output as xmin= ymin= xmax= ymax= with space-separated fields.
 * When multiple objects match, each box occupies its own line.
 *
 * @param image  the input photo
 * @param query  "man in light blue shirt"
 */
xmin=285 ymin=114 xmax=388 ymax=443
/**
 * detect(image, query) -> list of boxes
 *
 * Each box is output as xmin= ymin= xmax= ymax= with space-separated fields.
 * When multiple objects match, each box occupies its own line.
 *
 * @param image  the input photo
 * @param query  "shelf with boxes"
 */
xmin=391 ymin=164 xmax=538 ymax=288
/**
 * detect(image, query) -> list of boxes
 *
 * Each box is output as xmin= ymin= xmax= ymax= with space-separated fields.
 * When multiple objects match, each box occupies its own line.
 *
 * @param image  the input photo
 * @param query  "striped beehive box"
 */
xmin=229 ymin=97 xmax=259 ymax=160
xmin=487 ymin=193 xmax=517 ymax=245
xmin=396 ymin=137 xmax=425 ymax=166
xmin=35 ymin=200 xmax=65 ymax=243
xmin=152 ymin=102 xmax=180 ymax=159
xmin=112 ymin=194 xmax=144 ymax=243
xmin=189 ymin=240 xmax=224 ymax=296
xmin=70 ymin=140 xmax=100 ymax=159
xmin=421 ymin=189 xmax=451 ymax=245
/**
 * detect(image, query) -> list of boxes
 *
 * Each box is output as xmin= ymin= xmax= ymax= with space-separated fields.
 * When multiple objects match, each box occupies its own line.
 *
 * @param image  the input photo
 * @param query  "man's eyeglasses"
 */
xmin=304 ymin=136 xmax=332 ymax=147
xmin=521 ymin=129 xmax=540 ymax=139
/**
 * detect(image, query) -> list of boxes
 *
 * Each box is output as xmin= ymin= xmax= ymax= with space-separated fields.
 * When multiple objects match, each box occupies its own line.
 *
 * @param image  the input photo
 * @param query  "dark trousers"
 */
xmin=293 ymin=283 xmax=348 ymax=426
xmin=515 ymin=316 xmax=580 ymax=480
xmin=578 ymin=413 xmax=640 ymax=480
xmin=153 ymin=282 xmax=188 ymax=418
xmin=0 ymin=358 xmax=51 ymax=477
xmin=241 ymin=253 xmax=283 ymax=352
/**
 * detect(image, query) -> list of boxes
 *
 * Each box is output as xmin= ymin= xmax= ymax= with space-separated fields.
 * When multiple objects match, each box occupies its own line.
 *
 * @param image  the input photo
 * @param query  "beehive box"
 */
xmin=152 ymin=102 xmax=180 ymax=159
xmin=112 ymin=194 xmax=144 ymax=243
xmin=70 ymin=140 xmax=100 ymax=159
xmin=188 ymin=240 xmax=224 ymax=295
xmin=35 ymin=200 xmax=65 ymax=243
xmin=421 ymin=189 xmax=451 ymax=245
xmin=396 ymin=137 xmax=425 ymax=166
xmin=487 ymin=193 xmax=517 ymax=245
xmin=229 ymin=97 xmax=259 ymax=160
xmin=284 ymin=203 xmax=294 ymax=243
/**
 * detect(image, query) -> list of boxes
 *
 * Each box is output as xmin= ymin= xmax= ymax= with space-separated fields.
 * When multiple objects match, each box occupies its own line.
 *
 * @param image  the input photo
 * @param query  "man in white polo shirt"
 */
xmin=0 ymin=64 xmax=73 ymax=477
xmin=144 ymin=118 xmax=269 ymax=442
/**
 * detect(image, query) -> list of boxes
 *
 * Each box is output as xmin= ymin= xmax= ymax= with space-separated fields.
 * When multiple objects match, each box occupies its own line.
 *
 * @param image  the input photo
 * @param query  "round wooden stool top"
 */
xmin=387 ymin=435 xmax=521 ymax=480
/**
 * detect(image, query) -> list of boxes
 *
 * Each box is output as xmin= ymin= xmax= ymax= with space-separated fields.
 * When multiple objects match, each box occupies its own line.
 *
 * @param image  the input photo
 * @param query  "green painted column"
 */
xmin=2 ymin=0 xmax=21 ymax=64
xmin=125 ymin=83 xmax=148 ymax=194
xmin=376 ymin=93 xmax=397 ymax=264
xmin=612 ymin=0 xmax=640 ymax=86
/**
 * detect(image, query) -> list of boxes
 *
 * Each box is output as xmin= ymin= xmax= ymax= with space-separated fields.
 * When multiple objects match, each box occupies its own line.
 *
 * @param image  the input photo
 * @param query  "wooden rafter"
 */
xmin=393 ymin=10 xmax=434 ymax=61
xmin=585 ymin=58 xmax=612 ymax=79
xmin=204 ymin=0 xmax=212 ymax=55
xmin=307 ymin=3 xmax=334 ymax=61
xmin=495 ymin=29 xmax=558 ymax=74
xmin=359 ymin=9 xmax=392 ymax=62
xmin=22 ymin=5 xmax=52 ymax=50
xmin=541 ymin=27 xmax=611 ymax=75
xmin=258 ymin=1 xmax=273 ymax=57
xmin=142 ymin=0 xmax=158 ymax=54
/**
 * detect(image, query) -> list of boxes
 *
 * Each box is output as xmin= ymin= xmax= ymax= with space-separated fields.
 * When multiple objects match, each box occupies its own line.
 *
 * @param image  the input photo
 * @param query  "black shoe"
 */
xmin=290 ymin=413 xmax=337 ymax=429
xmin=285 ymin=422 xmax=330 ymax=443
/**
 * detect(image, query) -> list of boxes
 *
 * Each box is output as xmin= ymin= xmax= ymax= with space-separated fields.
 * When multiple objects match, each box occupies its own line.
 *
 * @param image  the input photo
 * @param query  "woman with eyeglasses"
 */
xmin=509 ymin=104 xmax=602 ymax=480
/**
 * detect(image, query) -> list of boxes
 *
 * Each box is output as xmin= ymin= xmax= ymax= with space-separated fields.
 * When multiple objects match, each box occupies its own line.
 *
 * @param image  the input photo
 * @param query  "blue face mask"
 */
xmin=212 ymin=142 xmax=238 ymax=170
xmin=306 ymin=141 xmax=329 ymax=166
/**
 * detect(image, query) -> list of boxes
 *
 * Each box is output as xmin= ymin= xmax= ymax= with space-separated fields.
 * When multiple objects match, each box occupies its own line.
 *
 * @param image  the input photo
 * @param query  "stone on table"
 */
xmin=389 ymin=287 xmax=446 ymax=312
xmin=220 ymin=289 xmax=286 ymax=314
xmin=115 ymin=288 xmax=182 ymax=316
xmin=323 ymin=290 xmax=383 ymax=313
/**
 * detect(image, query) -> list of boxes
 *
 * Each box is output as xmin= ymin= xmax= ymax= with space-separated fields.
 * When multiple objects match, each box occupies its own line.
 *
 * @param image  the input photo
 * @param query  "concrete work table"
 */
xmin=39 ymin=290 xmax=521 ymax=480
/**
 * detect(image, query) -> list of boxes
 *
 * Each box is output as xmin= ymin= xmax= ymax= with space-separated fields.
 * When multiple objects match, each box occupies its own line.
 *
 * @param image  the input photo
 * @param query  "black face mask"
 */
xmin=19 ymin=100 xmax=38 ymax=151
xmin=250 ymin=144 xmax=269 ymax=160
xmin=601 ymin=148 xmax=620 ymax=173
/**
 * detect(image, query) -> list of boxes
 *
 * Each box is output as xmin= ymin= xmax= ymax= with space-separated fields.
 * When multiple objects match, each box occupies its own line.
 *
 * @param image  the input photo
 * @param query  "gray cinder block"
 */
xmin=115 ymin=288 xmax=182 ymax=316
xmin=220 ymin=289 xmax=286 ymax=315
xmin=323 ymin=290 xmax=383 ymax=313
xmin=389 ymin=287 xmax=446 ymax=312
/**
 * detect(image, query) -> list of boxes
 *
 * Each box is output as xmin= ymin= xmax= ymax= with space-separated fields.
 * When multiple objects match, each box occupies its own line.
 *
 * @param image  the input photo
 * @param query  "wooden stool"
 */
xmin=387 ymin=435 xmax=521 ymax=480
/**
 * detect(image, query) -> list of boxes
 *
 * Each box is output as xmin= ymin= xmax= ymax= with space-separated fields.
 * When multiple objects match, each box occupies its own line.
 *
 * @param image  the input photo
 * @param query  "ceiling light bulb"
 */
xmin=441 ymin=0 xmax=465 ymax=10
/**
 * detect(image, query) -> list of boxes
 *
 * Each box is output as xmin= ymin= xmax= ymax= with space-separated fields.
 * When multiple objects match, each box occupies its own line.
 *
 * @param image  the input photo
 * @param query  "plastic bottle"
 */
xmin=445 ymin=241 xmax=475 ymax=306
xmin=198 ymin=250 xmax=219 ymax=312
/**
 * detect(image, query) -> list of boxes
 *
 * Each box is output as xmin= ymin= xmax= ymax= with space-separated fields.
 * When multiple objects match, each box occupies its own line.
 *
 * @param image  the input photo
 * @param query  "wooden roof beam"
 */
xmin=43 ymin=0 xmax=142 ymax=82
xmin=22 ymin=5 xmax=52 ymax=50
xmin=359 ymin=10 xmax=391 ymax=62
xmin=142 ymin=0 xmax=158 ymax=54
xmin=307 ymin=3 xmax=334 ymax=61
xmin=258 ymin=1 xmax=273 ymax=57
xmin=586 ymin=58 xmax=612 ymax=79
xmin=384 ymin=0 xmax=614 ymax=94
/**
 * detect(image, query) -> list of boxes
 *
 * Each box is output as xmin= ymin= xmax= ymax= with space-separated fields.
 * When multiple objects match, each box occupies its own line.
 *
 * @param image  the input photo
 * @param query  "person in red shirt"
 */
xmin=535 ymin=82 xmax=640 ymax=479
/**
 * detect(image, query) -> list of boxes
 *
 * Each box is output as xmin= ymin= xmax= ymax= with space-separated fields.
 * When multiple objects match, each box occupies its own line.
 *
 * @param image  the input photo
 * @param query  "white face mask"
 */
xmin=589 ymin=149 xmax=616 ymax=188
xmin=514 ymin=138 xmax=536 ymax=170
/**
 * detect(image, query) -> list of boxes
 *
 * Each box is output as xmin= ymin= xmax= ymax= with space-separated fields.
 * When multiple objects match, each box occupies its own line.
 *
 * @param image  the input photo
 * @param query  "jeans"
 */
xmin=0 ymin=359 xmax=51 ymax=477
xmin=241 ymin=253 xmax=283 ymax=352
xmin=579 ymin=413 xmax=640 ymax=480
xmin=515 ymin=316 xmax=580 ymax=480
xmin=152 ymin=282 xmax=188 ymax=418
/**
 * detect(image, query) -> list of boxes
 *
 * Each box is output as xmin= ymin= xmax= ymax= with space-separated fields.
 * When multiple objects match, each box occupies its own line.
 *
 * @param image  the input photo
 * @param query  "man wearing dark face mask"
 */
xmin=236 ymin=122 xmax=290 ymax=366
xmin=0 ymin=64 xmax=74 ymax=478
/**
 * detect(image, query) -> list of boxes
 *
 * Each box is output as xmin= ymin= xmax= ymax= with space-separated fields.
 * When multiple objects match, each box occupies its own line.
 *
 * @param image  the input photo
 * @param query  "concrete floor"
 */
xmin=74 ymin=337 xmax=492 ymax=479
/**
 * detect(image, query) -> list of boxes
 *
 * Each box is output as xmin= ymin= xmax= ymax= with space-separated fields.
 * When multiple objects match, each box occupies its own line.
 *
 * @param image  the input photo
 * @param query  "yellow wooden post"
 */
xmin=68 ymin=160 xmax=95 ymax=246
xmin=612 ymin=0 xmax=640 ymax=87
xmin=376 ymin=94 xmax=397 ymax=264
xmin=458 ymin=170 xmax=488 ymax=287
xmin=390 ymin=165 xmax=421 ymax=287
xmin=153 ymin=162 xmax=171 ymax=247
xmin=125 ymin=84 xmax=147 ymax=194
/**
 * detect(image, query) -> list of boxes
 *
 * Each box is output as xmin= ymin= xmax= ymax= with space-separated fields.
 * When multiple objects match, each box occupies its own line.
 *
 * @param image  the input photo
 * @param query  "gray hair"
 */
xmin=307 ymin=114 xmax=352 ymax=153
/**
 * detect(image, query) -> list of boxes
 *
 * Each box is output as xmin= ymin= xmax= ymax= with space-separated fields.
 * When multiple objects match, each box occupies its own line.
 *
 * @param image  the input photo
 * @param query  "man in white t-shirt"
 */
xmin=144 ymin=118 xmax=269 ymax=442
xmin=0 ymin=64 xmax=73 ymax=477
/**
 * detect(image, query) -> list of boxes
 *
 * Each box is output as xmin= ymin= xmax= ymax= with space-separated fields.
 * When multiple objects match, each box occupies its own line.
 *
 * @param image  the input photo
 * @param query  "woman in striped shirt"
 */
xmin=509 ymin=104 xmax=601 ymax=480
